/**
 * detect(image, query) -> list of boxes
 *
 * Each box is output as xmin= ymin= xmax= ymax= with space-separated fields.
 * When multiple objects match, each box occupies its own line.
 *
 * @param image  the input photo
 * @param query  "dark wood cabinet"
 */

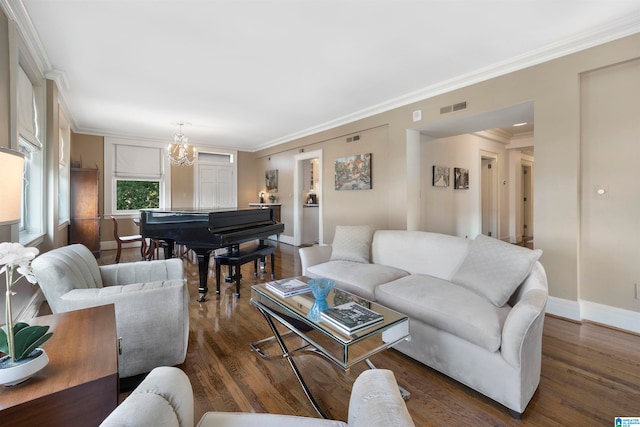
xmin=70 ymin=168 xmax=100 ymax=257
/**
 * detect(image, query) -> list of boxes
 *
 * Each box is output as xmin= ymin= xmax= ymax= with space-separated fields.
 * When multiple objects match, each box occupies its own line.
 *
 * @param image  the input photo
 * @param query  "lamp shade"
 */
xmin=0 ymin=147 xmax=25 ymax=225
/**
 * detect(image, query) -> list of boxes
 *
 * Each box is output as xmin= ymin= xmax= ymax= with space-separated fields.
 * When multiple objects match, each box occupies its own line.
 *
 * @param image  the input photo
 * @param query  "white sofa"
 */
xmin=31 ymin=244 xmax=190 ymax=378
xmin=100 ymin=366 xmax=415 ymax=427
xmin=299 ymin=227 xmax=548 ymax=417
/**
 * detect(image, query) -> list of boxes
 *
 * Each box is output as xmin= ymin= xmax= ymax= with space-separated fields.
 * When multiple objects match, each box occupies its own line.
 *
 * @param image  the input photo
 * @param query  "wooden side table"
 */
xmin=0 ymin=305 xmax=119 ymax=426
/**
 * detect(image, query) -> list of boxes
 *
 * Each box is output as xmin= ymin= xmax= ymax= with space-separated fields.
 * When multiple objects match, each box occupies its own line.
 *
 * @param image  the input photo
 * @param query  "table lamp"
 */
xmin=0 ymin=147 xmax=24 ymax=225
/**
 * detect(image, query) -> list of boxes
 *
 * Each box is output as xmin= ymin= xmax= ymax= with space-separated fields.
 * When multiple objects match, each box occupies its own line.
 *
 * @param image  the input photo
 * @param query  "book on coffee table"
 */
xmin=266 ymin=278 xmax=312 ymax=298
xmin=321 ymin=301 xmax=383 ymax=333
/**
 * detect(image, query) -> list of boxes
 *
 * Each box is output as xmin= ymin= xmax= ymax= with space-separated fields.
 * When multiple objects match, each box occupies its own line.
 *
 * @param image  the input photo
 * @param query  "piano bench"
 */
xmin=214 ymin=244 xmax=276 ymax=297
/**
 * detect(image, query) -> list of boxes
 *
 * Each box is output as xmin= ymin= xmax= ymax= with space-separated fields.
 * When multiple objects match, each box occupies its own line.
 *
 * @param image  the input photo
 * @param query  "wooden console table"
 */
xmin=0 ymin=305 xmax=119 ymax=427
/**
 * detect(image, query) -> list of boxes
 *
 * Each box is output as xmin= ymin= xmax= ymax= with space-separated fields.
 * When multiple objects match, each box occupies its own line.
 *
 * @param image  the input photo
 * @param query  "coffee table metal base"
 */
xmin=253 ymin=304 xmax=330 ymax=419
xmin=251 ymin=301 xmax=410 ymax=419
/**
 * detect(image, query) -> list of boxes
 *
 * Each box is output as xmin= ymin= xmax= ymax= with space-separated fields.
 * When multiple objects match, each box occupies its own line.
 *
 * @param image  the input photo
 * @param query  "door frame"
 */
xmin=293 ymin=149 xmax=323 ymax=246
xmin=194 ymin=150 xmax=238 ymax=209
xmin=480 ymin=150 xmax=499 ymax=239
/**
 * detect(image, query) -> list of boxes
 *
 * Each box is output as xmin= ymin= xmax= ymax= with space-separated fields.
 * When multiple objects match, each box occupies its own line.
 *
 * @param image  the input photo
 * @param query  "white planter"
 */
xmin=0 ymin=348 xmax=49 ymax=386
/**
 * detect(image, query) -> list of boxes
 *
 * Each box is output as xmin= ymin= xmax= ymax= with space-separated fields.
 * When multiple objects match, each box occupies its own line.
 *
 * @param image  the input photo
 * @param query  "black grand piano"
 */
xmin=140 ymin=208 xmax=284 ymax=300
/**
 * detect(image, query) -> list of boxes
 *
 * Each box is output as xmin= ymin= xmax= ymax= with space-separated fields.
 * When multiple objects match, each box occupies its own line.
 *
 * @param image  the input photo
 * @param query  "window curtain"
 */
xmin=114 ymin=144 xmax=163 ymax=178
xmin=17 ymin=66 xmax=42 ymax=153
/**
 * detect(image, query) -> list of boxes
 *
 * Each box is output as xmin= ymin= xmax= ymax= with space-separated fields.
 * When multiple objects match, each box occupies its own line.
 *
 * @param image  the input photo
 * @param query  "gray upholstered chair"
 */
xmin=100 ymin=366 xmax=415 ymax=427
xmin=31 ymin=244 xmax=189 ymax=378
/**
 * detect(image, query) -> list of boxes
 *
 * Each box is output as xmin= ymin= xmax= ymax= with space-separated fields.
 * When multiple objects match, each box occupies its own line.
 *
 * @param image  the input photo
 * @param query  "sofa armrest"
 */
xmin=348 ymin=369 xmax=415 ymax=427
xmin=100 ymin=367 xmax=194 ymax=427
xmin=299 ymin=245 xmax=332 ymax=275
xmin=99 ymin=258 xmax=184 ymax=287
xmin=501 ymin=288 xmax=547 ymax=368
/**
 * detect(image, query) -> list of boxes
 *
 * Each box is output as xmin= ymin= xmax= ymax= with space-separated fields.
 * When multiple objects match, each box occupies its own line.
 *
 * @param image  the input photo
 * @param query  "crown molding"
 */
xmin=1 ymin=0 xmax=51 ymax=75
xmin=257 ymin=14 xmax=640 ymax=151
xmin=3 ymin=1 xmax=639 ymax=153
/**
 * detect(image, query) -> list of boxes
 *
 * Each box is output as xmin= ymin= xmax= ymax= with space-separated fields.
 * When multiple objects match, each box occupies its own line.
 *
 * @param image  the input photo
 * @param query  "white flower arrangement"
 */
xmin=0 ymin=242 xmax=52 ymax=364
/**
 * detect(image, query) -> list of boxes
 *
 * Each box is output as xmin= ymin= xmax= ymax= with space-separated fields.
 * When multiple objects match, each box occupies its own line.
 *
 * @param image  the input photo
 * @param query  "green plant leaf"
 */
xmin=13 ymin=325 xmax=53 ymax=361
xmin=0 ymin=326 xmax=8 ymax=355
xmin=18 ymin=332 xmax=53 ymax=360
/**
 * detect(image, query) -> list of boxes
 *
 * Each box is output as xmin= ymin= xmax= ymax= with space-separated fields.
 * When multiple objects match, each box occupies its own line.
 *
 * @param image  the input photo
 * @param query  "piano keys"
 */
xmin=139 ymin=208 xmax=284 ymax=300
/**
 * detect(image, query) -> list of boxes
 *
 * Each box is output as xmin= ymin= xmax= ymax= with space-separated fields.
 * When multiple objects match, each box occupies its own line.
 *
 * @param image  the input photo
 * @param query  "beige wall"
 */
xmin=245 ymin=33 xmax=640 ymax=320
xmin=579 ymin=58 xmax=640 ymax=312
xmin=420 ymin=133 xmax=510 ymax=239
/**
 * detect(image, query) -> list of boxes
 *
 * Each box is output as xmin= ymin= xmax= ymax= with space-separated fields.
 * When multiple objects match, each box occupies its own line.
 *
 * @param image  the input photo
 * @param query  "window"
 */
xmin=58 ymin=107 xmax=70 ymax=224
xmin=104 ymin=137 xmax=171 ymax=215
xmin=16 ymin=61 xmax=45 ymax=245
xmin=116 ymin=180 xmax=160 ymax=210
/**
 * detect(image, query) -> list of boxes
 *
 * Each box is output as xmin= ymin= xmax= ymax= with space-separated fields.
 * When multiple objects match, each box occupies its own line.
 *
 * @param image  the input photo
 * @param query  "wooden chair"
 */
xmin=111 ymin=216 xmax=144 ymax=263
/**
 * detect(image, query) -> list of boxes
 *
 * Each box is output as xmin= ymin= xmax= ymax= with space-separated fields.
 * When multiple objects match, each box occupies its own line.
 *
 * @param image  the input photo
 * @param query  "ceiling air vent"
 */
xmin=346 ymin=135 xmax=360 ymax=143
xmin=440 ymin=101 xmax=468 ymax=114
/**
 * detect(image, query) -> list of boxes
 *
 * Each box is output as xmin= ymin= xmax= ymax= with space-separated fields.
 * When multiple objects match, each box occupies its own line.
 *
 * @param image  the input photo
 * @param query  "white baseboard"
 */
xmin=546 ymin=296 xmax=581 ymax=321
xmin=580 ymin=300 xmax=640 ymax=334
xmin=546 ymin=296 xmax=640 ymax=334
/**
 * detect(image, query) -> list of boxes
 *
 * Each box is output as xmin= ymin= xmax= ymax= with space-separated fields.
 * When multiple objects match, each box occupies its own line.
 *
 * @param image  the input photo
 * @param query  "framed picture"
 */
xmin=432 ymin=165 xmax=450 ymax=187
xmin=265 ymin=169 xmax=278 ymax=191
xmin=454 ymin=167 xmax=469 ymax=190
xmin=334 ymin=153 xmax=371 ymax=190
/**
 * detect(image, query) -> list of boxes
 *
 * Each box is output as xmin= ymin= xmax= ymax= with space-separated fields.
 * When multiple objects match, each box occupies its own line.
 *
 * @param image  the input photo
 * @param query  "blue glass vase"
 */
xmin=307 ymin=278 xmax=334 ymax=322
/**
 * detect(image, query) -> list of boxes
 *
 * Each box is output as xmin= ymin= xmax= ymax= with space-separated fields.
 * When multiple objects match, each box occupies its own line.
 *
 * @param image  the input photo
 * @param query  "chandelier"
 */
xmin=167 ymin=122 xmax=196 ymax=166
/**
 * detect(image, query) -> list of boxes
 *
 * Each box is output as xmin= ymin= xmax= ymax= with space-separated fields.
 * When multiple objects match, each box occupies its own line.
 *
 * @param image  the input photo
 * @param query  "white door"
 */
xmin=198 ymin=164 xmax=234 ymax=209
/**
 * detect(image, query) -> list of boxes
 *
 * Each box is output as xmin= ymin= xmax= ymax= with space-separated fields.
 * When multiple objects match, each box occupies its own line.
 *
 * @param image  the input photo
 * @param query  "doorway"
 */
xmin=293 ymin=150 xmax=323 ymax=246
xmin=195 ymin=152 xmax=237 ymax=209
xmin=521 ymin=162 xmax=533 ymax=244
xmin=481 ymin=152 xmax=498 ymax=238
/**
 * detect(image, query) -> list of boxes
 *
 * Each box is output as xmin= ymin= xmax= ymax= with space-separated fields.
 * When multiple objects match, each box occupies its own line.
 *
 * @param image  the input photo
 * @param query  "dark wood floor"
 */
xmin=103 ymin=243 xmax=639 ymax=426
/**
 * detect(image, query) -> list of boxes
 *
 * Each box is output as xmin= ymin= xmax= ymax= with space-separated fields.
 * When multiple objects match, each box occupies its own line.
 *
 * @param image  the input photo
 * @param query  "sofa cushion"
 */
xmin=451 ymin=234 xmax=543 ymax=307
xmin=329 ymin=225 xmax=373 ymax=264
xmin=375 ymin=274 xmax=511 ymax=352
xmin=306 ymin=261 xmax=409 ymax=301
xmin=371 ymin=230 xmax=470 ymax=280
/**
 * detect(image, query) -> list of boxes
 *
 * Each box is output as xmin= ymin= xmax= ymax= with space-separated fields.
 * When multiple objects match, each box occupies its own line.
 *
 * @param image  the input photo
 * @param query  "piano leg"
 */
xmin=193 ymin=249 xmax=211 ymax=302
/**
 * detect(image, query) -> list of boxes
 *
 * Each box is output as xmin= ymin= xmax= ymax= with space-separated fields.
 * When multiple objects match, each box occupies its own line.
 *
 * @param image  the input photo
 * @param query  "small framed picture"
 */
xmin=432 ymin=165 xmax=450 ymax=187
xmin=454 ymin=168 xmax=469 ymax=190
xmin=265 ymin=169 xmax=278 ymax=191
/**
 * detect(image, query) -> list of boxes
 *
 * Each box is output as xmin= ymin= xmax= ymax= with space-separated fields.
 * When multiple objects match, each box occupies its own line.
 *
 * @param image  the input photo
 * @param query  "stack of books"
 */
xmin=265 ymin=278 xmax=312 ymax=298
xmin=320 ymin=301 xmax=383 ymax=334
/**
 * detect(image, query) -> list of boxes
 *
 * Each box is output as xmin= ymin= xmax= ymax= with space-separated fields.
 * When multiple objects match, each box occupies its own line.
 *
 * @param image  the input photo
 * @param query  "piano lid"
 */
xmin=140 ymin=207 xmax=261 ymax=224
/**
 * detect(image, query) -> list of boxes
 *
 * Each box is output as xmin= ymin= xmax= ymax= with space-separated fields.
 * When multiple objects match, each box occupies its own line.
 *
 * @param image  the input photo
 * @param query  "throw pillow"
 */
xmin=451 ymin=234 xmax=542 ymax=306
xmin=329 ymin=225 xmax=373 ymax=264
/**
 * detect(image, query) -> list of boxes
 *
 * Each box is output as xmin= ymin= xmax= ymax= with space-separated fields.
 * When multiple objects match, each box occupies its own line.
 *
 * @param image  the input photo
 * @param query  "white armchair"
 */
xmin=99 ymin=366 xmax=415 ymax=427
xmin=31 ymin=244 xmax=189 ymax=378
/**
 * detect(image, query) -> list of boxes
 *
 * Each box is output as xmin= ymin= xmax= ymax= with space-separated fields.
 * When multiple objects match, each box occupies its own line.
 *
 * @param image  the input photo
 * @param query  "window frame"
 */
xmin=10 ymin=23 xmax=46 ymax=246
xmin=104 ymin=137 xmax=172 ymax=217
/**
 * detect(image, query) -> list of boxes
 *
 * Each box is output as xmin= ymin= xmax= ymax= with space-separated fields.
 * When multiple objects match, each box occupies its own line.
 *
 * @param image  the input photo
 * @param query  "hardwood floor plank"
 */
xmin=102 ymin=244 xmax=640 ymax=425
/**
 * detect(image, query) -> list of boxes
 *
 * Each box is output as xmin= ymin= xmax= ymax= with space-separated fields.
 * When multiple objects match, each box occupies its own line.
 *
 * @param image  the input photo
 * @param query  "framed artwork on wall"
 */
xmin=432 ymin=165 xmax=450 ymax=187
xmin=335 ymin=153 xmax=371 ymax=190
xmin=266 ymin=169 xmax=278 ymax=191
xmin=454 ymin=167 xmax=469 ymax=190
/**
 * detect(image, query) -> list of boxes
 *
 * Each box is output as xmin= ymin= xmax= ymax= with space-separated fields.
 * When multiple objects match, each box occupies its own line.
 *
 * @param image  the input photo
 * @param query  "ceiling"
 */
xmin=8 ymin=1 xmax=640 ymax=151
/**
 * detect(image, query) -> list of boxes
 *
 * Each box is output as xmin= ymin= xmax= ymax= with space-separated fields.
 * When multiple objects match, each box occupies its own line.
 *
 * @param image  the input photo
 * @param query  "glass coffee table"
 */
xmin=250 ymin=277 xmax=410 ymax=418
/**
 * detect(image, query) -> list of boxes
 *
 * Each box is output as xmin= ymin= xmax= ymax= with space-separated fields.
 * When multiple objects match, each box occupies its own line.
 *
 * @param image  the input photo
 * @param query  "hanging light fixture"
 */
xmin=167 ymin=122 xmax=196 ymax=166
